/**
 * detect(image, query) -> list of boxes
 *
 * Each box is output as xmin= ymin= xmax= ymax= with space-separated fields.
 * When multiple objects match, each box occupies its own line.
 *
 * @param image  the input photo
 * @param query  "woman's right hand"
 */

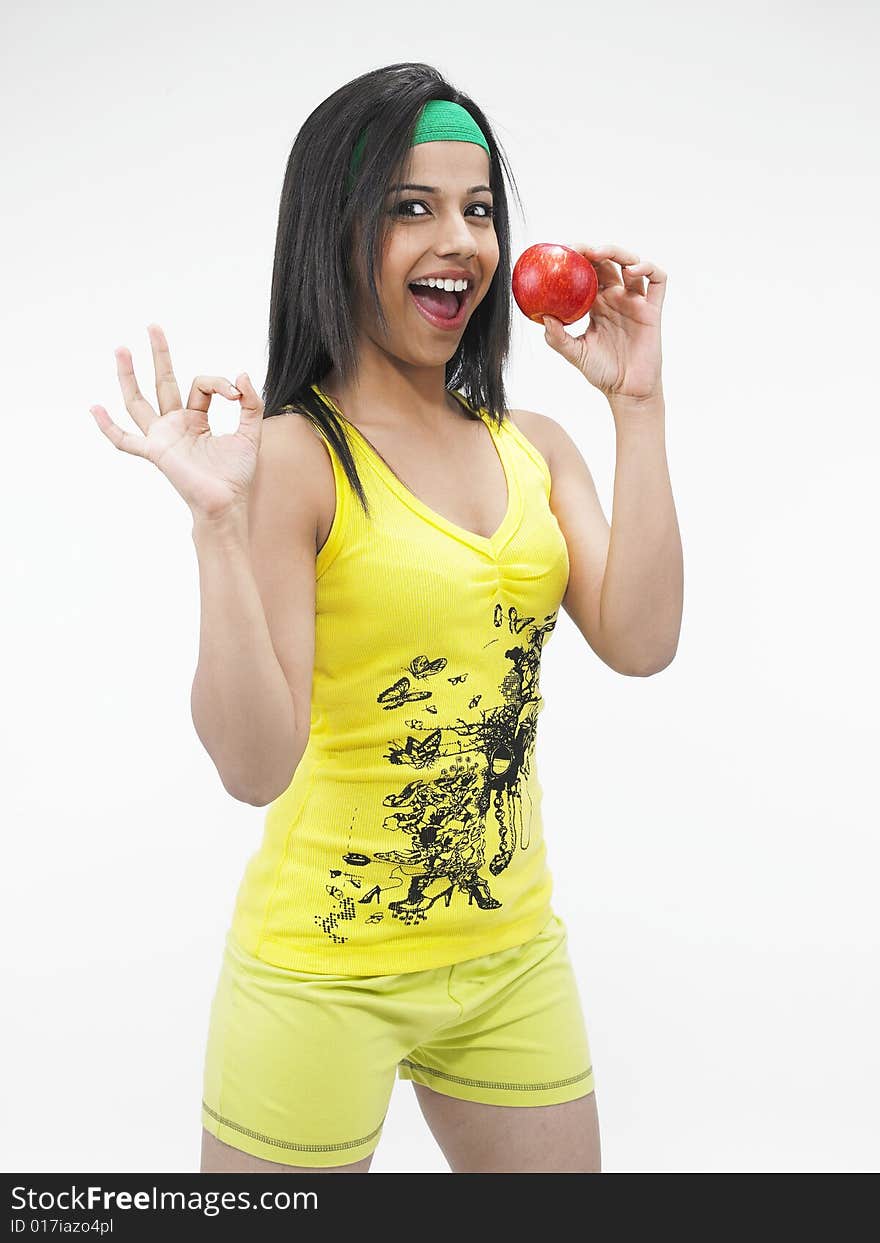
xmin=89 ymin=323 xmax=264 ymax=522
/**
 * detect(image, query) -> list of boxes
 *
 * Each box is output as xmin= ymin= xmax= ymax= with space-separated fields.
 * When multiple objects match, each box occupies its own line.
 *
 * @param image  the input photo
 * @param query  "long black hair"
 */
xmin=262 ymin=61 xmax=524 ymax=517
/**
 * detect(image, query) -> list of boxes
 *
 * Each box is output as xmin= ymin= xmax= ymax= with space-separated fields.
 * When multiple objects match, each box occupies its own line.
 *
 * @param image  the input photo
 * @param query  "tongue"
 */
xmin=410 ymin=285 xmax=459 ymax=319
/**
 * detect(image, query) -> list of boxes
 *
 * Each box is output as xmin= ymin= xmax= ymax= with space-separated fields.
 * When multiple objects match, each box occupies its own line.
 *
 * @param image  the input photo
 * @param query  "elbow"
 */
xmin=219 ymin=773 xmax=267 ymax=806
xmin=606 ymin=636 xmax=679 ymax=676
xmin=223 ymin=772 xmax=296 ymax=808
xmin=614 ymin=648 xmax=678 ymax=677
xmin=592 ymin=619 xmax=679 ymax=678
xmin=223 ymin=783 xmax=276 ymax=808
xmin=220 ymin=736 xmax=309 ymax=807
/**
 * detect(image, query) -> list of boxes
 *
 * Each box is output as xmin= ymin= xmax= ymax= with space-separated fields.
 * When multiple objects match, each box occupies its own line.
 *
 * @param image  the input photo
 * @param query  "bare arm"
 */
xmin=510 ymin=405 xmax=680 ymax=676
xmin=90 ymin=329 xmax=323 ymax=807
xmin=509 ymin=409 xmax=619 ymax=671
xmin=190 ymin=415 xmax=325 ymax=805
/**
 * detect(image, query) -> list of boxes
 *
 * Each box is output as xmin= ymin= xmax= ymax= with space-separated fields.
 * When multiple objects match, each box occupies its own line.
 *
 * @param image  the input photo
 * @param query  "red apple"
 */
xmin=512 ymin=243 xmax=598 ymax=325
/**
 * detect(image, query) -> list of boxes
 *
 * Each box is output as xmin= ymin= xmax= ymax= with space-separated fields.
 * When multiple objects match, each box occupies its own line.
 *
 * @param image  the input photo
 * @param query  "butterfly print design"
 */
xmin=406 ymin=655 xmax=448 ymax=679
xmin=385 ymin=729 xmax=443 ymax=769
xmin=376 ymin=676 xmax=432 ymax=710
xmin=508 ymin=605 xmax=535 ymax=633
xmin=314 ymin=602 xmax=559 ymax=941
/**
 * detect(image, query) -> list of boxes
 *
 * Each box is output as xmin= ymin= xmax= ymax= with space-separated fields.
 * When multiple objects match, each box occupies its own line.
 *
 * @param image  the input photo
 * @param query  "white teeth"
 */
xmin=411 ymin=277 xmax=470 ymax=291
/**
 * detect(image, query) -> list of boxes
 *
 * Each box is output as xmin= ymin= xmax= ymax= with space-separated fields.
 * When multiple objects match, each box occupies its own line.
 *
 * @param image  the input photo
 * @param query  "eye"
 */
xmin=393 ymin=199 xmax=495 ymax=220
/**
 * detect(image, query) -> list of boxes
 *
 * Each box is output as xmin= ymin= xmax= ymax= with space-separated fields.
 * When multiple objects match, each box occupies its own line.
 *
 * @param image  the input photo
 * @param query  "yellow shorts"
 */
xmin=201 ymin=911 xmax=594 ymax=1168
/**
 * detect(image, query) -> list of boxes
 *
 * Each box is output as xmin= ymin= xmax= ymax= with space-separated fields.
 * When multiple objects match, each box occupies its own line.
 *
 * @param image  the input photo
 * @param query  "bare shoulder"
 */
xmin=505 ymin=407 xmax=567 ymax=476
xmin=251 ymin=410 xmax=335 ymax=553
xmin=256 ymin=409 xmax=334 ymax=502
xmin=261 ymin=407 xmax=328 ymax=450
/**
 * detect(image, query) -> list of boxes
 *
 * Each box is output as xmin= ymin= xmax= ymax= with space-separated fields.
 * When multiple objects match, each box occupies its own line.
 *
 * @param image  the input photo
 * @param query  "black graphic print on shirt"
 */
xmin=313 ymin=601 xmax=558 ymax=944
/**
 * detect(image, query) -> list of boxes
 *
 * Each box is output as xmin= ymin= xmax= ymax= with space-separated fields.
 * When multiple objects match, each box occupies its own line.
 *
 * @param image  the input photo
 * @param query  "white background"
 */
xmin=2 ymin=0 xmax=878 ymax=1174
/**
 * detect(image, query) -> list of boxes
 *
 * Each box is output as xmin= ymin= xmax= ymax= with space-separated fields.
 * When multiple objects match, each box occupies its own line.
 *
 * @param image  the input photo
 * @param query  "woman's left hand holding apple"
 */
xmin=543 ymin=244 xmax=667 ymax=404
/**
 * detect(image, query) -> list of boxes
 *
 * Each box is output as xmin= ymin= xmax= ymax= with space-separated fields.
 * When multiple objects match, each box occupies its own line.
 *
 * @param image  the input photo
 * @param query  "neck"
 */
xmin=320 ymin=335 xmax=465 ymax=431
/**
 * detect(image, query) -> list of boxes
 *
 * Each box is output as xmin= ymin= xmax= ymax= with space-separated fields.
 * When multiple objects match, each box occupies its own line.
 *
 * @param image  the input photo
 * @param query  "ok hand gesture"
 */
xmin=89 ymin=324 xmax=264 ymax=521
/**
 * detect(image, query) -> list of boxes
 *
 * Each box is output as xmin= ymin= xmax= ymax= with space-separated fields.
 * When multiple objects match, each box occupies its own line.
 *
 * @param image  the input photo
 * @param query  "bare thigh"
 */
xmin=200 ymin=1128 xmax=374 ymax=1173
xmin=412 ymin=1084 xmax=601 ymax=1173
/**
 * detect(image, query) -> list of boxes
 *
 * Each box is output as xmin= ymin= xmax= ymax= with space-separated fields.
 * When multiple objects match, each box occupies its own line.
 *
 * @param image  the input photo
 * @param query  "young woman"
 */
xmin=90 ymin=62 xmax=677 ymax=1174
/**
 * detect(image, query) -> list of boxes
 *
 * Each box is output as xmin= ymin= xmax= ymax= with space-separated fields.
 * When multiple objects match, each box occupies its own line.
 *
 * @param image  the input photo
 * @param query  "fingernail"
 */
xmin=228 ymin=385 xmax=241 ymax=396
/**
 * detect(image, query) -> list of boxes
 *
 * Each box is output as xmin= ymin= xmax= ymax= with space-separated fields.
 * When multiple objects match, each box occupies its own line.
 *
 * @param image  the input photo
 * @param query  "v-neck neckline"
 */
xmin=312 ymin=384 xmax=522 ymax=556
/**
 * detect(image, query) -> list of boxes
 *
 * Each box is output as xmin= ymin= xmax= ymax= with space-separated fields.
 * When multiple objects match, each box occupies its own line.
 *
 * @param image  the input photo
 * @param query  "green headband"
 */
xmin=346 ymin=100 xmax=490 ymax=194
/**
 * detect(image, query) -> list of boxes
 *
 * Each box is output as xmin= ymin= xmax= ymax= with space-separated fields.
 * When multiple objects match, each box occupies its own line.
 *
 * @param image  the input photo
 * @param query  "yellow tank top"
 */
xmin=229 ymin=383 xmax=570 ymax=974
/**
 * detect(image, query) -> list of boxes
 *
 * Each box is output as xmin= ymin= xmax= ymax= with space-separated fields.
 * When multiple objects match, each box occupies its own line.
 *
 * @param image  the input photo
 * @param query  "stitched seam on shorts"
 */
xmin=202 ymin=1099 xmax=384 ymax=1154
xmin=398 ymin=1058 xmax=593 ymax=1091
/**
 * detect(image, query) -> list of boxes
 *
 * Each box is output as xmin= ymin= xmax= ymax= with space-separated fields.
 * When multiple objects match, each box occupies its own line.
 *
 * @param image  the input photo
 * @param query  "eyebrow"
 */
xmin=387 ymin=182 xmax=493 ymax=195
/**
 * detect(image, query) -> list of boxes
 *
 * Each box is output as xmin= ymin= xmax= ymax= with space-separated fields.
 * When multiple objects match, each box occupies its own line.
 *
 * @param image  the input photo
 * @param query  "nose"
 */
xmin=434 ymin=209 xmax=479 ymax=259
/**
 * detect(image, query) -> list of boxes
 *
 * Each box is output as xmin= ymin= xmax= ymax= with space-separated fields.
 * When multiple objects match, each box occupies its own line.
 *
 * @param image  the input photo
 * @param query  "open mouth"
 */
xmin=407 ymin=282 xmax=472 ymax=330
